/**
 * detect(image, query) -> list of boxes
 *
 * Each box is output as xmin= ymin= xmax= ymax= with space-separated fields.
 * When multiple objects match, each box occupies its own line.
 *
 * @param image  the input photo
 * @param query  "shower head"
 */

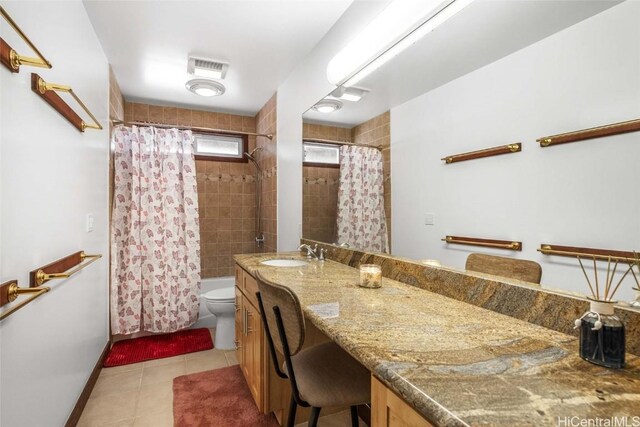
xmin=245 ymin=152 xmax=258 ymax=163
xmin=245 ymin=146 xmax=262 ymax=165
xmin=248 ymin=147 xmax=262 ymax=157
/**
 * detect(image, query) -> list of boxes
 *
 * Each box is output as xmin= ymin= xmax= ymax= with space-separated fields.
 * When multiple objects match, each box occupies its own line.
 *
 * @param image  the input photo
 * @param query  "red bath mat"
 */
xmin=173 ymin=365 xmax=279 ymax=427
xmin=103 ymin=328 xmax=213 ymax=367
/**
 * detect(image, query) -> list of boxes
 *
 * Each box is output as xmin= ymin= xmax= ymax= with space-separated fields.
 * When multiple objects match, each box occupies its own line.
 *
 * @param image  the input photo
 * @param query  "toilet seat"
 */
xmin=204 ymin=287 xmax=235 ymax=303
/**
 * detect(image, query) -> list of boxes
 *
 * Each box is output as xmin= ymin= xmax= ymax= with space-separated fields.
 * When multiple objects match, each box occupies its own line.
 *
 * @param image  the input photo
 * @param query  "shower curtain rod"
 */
xmin=303 ymin=137 xmax=389 ymax=151
xmin=110 ymin=119 xmax=273 ymax=140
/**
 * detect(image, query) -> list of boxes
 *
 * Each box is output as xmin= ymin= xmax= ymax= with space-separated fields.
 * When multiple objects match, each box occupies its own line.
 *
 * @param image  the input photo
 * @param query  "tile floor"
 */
xmin=77 ymin=328 xmax=353 ymax=427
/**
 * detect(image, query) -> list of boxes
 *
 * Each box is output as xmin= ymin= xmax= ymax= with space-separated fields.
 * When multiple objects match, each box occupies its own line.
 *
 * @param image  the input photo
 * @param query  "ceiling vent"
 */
xmin=187 ymin=56 xmax=229 ymax=80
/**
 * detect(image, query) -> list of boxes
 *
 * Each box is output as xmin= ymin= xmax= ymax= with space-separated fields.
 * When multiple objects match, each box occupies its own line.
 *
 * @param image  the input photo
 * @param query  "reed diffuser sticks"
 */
xmin=577 ymin=254 xmax=639 ymax=301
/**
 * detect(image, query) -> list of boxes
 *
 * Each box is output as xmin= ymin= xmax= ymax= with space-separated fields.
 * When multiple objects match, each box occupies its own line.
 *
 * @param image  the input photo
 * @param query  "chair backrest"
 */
xmin=465 ymin=253 xmax=542 ymax=284
xmin=255 ymin=271 xmax=306 ymax=356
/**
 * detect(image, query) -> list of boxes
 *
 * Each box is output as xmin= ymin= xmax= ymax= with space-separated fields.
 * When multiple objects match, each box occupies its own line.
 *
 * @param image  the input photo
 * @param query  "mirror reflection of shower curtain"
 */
xmin=336 ymin=145 xmax=388 ymax=253
xmin=111 ymin=125 xmax=201 ymax=335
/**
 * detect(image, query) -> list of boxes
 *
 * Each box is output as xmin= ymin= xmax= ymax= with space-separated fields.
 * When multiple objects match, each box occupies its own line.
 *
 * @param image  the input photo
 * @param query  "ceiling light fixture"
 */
xmin=330 ymin=86 xmax=369 ymax=102
xmin=187 ymin=57 xmax=229 ymax=80
xmin=185 ymin=79 xmax=225 ymax=97
xmin=312 ymin=99 xmax=343 ymax=113
xmin=327 ymin=0 xmax=474 ymax=87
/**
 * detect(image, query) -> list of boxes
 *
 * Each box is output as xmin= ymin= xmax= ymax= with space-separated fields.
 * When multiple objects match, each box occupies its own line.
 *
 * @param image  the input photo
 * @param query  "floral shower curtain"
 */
xmin=336 ymin=145 xmax=388 ymax=253
xmin=111 ymin=126 xmax=201 ymax=334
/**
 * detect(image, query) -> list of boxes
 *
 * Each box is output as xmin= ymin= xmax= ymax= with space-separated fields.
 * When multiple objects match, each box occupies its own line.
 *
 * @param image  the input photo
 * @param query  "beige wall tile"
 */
xmin=132 ymin=103 xmax=149 ymax=122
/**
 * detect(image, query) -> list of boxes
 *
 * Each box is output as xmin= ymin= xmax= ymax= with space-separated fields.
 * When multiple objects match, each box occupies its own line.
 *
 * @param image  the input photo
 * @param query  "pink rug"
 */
xmin=173 ymin=365 xmax=279 ymax=426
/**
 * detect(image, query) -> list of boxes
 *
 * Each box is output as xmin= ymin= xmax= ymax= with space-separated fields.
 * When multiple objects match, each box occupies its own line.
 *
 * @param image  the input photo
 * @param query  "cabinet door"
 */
xmin=245 ymin=301 xmax=262 ymax=409
xmin=372 ymin=376 xmax=433 ymax=427
xmin=235 ymin=287 xmax=244 ymax=367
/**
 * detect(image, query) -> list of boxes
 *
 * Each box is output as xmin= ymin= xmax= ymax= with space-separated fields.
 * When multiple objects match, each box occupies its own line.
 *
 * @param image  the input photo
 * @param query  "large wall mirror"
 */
xmin=301 ymin=0 xmax=640 ymax=305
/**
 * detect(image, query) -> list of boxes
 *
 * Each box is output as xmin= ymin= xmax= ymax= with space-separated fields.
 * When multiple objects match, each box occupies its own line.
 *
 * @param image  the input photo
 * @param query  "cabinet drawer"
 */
xmin=243 ymin=271 xmax=259 ymax=309
xmin=235 ymin=264 xmax=243 ymax=288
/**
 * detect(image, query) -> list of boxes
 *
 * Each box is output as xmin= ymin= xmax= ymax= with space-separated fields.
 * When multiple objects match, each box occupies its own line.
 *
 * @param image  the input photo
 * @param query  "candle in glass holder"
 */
xmin=359 ymin=264 xmax=382 ymax=288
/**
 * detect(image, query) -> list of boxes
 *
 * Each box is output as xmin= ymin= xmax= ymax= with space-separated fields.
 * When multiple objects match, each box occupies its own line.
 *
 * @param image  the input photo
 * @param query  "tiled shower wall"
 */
xmin=351 ymin=111 xmax=391 ymax=246
xmin=122 ymin=101 xmax=259 ymax=278
xmin=109 ymin=66 xmax=124 ymax=122
xmin=255 ymin=93 xmax=278 ymax=253
xmin=302 ymin=123 xmax=350 ymax=243
xmin=301 ymin=114 xmax=391 ymax=247
xmin=109 ymin=67 xmax=124 ymax=220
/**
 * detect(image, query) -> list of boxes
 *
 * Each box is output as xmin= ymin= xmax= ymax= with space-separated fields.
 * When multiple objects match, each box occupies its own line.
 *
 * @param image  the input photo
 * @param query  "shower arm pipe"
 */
xmin=244 ymin=148 xmax=264 ymax=243
xmin=303 ymin=137 xmax=389 ymax=151
xmin=111 ymin=120 xmax=273 ymax=140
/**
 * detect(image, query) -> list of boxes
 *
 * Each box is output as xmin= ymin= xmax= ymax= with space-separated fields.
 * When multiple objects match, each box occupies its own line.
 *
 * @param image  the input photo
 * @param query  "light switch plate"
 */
xmin=86 ymin=214 xmax=94 ymax=232
xmin=424 ymin=213 xmax=435 ymax=226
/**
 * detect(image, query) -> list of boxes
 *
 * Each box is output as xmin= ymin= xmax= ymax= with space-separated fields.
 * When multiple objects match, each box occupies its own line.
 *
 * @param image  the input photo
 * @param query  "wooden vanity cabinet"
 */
xmin=235 ymin=264 xmax=271 ymax=413
xmin=233 ymin=263 xmax=331 ymax=424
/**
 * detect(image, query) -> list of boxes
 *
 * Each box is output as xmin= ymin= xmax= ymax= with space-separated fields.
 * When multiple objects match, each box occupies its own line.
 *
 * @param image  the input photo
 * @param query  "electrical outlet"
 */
xmin=424 ymin=213 xmax=435 ymax=226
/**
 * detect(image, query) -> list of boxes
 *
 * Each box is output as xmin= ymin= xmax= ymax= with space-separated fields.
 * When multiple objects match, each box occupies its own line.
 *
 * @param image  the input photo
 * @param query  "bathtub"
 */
xmin=191 ymin=276 xmax=235 ymax=329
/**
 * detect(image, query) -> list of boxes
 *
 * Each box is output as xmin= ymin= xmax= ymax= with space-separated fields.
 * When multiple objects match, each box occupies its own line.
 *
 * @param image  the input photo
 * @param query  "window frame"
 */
xmin=302 ymin=141 xmax=341 ymax=169
xmin=193 ymin=131 xmax=249 ymax=163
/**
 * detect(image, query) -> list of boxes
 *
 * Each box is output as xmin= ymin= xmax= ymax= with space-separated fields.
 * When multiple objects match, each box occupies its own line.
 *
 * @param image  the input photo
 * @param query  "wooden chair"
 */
xmin=465 ymin=253 xmax=542 ymax=284
xmin=255 ymin=271 xmax=369 ymax=427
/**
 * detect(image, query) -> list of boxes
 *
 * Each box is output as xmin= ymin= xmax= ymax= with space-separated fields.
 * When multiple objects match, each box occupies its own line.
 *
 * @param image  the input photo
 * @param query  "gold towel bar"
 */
xmin=32 ymin=74 xmax=103 ymax=132
xmin=537 ymin=118 xmax=640 ymax=147
xmin=35 ymin=252 xmax=102 ymax=286
xmin=442 ymin=236 xmax=522 ymax=251
xmin=0 ymin=6 xmax=52 ymax=72
xmin=0 ymin=280 xmax=50 ymax=321
xmin=441 ymin=143 xmax=521 ymax=164
xmin=537 ymin=244 xmax=637 ymax=263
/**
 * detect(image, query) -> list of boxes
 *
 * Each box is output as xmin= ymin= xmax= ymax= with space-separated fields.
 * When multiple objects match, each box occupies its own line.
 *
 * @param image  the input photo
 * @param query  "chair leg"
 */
xmin=308 ymin=407 xmax=322 ymax=427
xmin=286 ymin=395 xmax=297 ymax=427
xmin=350 ymin=405 xmax=359 ymax=427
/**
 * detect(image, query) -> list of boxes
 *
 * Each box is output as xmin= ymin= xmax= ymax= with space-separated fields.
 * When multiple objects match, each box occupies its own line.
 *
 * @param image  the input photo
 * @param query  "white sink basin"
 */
xmin=260 ymin=259 xmax=308 ymax=267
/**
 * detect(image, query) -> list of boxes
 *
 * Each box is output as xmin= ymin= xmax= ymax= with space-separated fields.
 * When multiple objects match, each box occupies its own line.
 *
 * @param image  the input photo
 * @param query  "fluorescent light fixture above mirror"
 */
xmin=327 ymin=0 xmax=474 ymax=87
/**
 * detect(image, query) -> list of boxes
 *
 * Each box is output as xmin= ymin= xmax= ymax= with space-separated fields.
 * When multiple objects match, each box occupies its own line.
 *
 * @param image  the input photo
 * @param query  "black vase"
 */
xmin=578 ymin=301 xmax=625 ymax=369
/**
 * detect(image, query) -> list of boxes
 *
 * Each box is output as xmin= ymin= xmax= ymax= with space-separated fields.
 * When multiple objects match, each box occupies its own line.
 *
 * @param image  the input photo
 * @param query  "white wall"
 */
xmin=0 ymin=1 xmax=110 ymax=425
xmin=276 ymin=1 xmax=389 ymax=250
xmin=392 ymin=1 xmax=640 ymax=301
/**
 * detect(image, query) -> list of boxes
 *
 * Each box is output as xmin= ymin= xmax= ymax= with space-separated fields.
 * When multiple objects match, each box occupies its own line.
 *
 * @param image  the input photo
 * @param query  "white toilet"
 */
xmin=203 ymin=287 xmax=236 ymax=350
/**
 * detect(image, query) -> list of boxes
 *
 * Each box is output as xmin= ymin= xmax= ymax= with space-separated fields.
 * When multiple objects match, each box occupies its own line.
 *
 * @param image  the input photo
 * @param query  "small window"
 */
xmin=303 ymin=142 xmax=340 ymax=167
xmin=194 ymin=133 xmax=247 ymax=162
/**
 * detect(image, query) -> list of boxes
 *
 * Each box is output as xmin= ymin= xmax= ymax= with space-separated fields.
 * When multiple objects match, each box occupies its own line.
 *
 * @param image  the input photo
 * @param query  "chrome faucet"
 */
xmin=298 ymin=244 xmax=324 ymax=261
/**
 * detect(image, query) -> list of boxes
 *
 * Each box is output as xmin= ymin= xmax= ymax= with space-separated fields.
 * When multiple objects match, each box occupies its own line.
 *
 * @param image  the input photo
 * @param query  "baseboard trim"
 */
xmin=65 ymin=341 xmax=111 ymax=427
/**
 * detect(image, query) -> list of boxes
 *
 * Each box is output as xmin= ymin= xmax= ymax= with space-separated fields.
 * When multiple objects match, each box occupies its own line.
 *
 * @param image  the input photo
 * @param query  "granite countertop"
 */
xmin=234 ymin=252 xmax=640 ymax=427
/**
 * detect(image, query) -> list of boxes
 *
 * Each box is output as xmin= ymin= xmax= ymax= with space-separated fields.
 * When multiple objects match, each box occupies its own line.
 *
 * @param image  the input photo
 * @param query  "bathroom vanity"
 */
xmin=234 ymin=261 xmax=345 ymax=424
xmin=234 ymin=251 xmax=640 ymax=427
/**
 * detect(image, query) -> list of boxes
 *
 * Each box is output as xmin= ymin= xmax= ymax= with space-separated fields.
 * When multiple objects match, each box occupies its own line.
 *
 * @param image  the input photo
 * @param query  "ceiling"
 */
xmin=303 ymin=0 xmax=622 ymax=127
xmin=84 ymin=0 xmax=352 ymax=115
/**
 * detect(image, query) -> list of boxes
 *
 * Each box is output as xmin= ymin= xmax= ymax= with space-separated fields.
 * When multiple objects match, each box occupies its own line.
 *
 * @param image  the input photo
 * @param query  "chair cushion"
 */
xmin=283 ymin=341 xmax=370 ymax=408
